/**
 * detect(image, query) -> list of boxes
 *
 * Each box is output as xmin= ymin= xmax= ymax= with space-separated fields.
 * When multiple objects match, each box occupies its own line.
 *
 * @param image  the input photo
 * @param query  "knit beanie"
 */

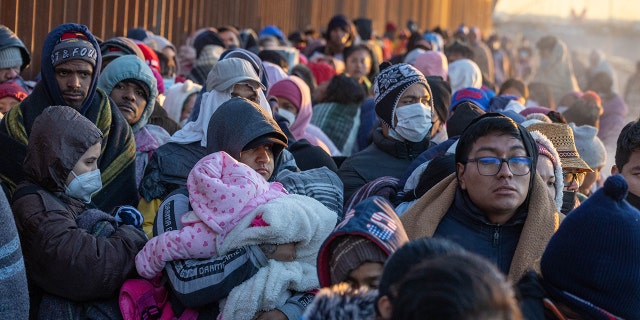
xmin=50 ymin=32 xmax=98 ymax=67
xmin=0 ymin=81 xmax=28 ymax=102
xmin=307 ymin=61 xmax=336 ymax=86
xmin=541 ymin=174 xmax=640 ymax=320
xmin=569 ymin=123 xmax=606 ymax=169
xmin=194 ymin=30 xmax=226 ymax=58
xmin=267 ymin=78 xmax=302 ymax=111
xmin=0 ymin=47 xmax=23 ymax=69
xmin=136 ymin=43 xmax=160 ymax=72
xmin=450 ymin=87 xmax=489 ymax=112
xmin=99 ymin=37 xmax=145 ymax=62
xmin=127 ymin=28 xmax=151 ymax=42
xmin=258 ymin=25 xmax=286 ymax=41
xmin=446 ymin=101 xmax=486 ymax=137
xmin=373 ymin=63 xmax=429 ymax=129
xmin=186 ymin=151 xmax=287 ymax=235
xmin=329 ymin=236 xmax=387 ymax=285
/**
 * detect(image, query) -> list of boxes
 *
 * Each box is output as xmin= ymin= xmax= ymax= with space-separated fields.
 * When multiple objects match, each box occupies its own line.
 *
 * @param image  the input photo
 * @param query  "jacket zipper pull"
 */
xmin=493 ymin=226 xmax=500 ymax=247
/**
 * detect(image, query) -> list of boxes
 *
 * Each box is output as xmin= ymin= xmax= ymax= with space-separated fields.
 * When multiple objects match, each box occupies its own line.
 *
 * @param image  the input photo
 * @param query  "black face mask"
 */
xmin=626 ymin=192 xmax=640 ymax=211
xmin=561 ymin=191 xmax=577 ymax=214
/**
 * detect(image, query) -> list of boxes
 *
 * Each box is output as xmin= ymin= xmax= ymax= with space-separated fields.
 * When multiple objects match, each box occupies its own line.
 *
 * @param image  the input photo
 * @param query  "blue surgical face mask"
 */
xmin=64 ymin=169 xmax=102 ymax=203
xmin=163 ymin=78 xmax=175 ymax=90
xmin=277 ymin=109 xmax=296 ymax=127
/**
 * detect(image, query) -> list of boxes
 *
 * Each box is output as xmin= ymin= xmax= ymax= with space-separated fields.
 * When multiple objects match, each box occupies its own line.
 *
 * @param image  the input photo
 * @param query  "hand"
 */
xmin=253 ymin=309 xmax=287 ymax=320
xmin=114 ymin=205 xmax=144 ymax=230
xmin=259 ymin=243 xmax=296 ymax=262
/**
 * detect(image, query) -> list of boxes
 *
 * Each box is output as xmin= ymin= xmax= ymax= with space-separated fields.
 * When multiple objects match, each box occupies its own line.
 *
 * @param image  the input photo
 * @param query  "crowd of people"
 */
xmin=0 ymin=13 xmax=639 ymax=320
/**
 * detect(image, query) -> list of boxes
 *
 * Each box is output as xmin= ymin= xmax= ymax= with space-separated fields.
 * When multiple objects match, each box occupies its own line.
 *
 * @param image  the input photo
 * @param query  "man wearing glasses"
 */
xmin=401 ymin=114 xmax=562 ymax=282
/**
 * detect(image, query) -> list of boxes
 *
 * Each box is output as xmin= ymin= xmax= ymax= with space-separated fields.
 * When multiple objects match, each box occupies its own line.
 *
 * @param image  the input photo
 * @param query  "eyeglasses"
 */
xmin=467 ymin=157 xmax=532 ymax=176
xmin=563 ymin=172 xmax=585 ymax=187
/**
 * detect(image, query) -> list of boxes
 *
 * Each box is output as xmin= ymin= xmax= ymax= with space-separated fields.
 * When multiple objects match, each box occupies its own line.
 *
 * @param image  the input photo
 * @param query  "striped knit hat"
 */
xmin=373 ymin=63 xmax=430 ymax=129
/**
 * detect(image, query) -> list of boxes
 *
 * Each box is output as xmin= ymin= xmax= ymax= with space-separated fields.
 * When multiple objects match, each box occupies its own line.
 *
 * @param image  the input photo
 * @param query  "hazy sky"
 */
xmin=495 ymin=0 xmax=640 ymax=21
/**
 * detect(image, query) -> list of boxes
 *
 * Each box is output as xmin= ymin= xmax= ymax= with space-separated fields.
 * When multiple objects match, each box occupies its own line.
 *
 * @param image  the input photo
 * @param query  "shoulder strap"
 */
xmin=11 ymin=184 xmax=68 ymax=210
xmin=11 ymin=184 xmax=43 ymax=202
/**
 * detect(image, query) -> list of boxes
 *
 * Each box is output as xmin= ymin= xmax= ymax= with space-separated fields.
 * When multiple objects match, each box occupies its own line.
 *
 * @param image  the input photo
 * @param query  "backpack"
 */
xmin=119 ymin=277 xmax=198 ymax=320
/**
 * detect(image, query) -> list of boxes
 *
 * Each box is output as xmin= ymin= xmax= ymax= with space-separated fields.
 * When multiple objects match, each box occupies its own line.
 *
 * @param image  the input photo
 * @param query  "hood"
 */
xmin=268 ymin=76 xmax=312 ymax=141
xmin=0 ymin=25 xmax=31 ymax=71
xmin=448 ymin=58 xmax=482 ymax=94
xmin=40 ymin=23 xmax=102 ymax=115
xmin=529 ymin=131 xmax=563 ymax=212
xmin=162 ymin=80 xmax=202 ymax=123
xmin=23 ymin=105 xmax=103 ymax=192
xmin=206 ymin=97 xmax=287 ymax=160
xmin=99 ymin=36 xmax=146 ymax=62
xmin=220 ymin=48 xmax=269 ymax=90
xmin=98 ymin=55 xmax=158 ymax=133
xmin=317 ymin=196 xmax=409 ymax=287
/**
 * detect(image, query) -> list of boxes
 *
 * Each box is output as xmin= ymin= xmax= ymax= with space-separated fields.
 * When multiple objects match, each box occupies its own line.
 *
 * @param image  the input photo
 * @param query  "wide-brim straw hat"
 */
xmin=527 ymin=122 xmax=593 ymax=173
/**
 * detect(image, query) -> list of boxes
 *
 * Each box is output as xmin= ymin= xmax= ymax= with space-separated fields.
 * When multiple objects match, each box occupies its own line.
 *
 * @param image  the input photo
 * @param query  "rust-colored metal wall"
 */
xmin=1 ymin=0 xmax=493 ymax=80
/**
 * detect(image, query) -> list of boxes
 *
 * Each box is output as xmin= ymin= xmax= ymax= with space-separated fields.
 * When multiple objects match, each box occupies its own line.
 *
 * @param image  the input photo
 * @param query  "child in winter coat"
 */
xmin=135 ymin=151 xmax=337 ymax=319
xmin=135 ymin=151 xmax=287 ymax=277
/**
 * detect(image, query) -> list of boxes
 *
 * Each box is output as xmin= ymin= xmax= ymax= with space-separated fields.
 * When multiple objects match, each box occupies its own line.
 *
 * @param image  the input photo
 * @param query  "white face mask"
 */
xmin=65 ymin=169 xmax=102 ymax=203
xmin=392 ymin=102 xmax=433 ymax=142
xmin=278 ymin=109 xmax=296 ymax=127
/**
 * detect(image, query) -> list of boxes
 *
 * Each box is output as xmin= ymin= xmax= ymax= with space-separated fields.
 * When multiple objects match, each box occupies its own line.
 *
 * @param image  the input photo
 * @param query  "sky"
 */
xmin=495 ymin=0 xmax=640 ymax=21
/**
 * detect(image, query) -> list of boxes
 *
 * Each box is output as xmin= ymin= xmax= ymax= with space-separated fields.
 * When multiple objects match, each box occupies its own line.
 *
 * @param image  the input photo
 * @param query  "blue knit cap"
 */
xmin=541 ymin=174 xmax=640 ymax=320
xmin=450 ymin=87 xmax=489 ymax=112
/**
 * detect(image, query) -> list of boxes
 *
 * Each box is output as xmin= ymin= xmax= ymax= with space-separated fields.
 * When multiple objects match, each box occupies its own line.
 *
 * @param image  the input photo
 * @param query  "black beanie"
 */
xmin=194 ymin=30 xmax=226 ymax=58
xmin=373 ymin=63 xmax=430 ymax=129
xmin=446 ymin=101 xmax=485 ymax=137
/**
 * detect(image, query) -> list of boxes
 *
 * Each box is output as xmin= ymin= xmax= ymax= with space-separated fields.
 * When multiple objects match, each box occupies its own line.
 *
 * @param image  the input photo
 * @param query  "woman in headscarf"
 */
xmin=268 ymin=76 xmax=339 ymax=155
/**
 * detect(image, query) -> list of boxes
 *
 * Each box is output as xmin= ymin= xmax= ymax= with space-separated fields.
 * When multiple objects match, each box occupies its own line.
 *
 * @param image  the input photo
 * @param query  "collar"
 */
xmin=452 ymin=188 xmax=527 ymax=227
xmin=372 ymin=128 xmax=433 ymax=160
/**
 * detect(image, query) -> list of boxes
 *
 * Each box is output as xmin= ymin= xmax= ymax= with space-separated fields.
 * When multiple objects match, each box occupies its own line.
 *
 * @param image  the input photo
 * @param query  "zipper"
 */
xmin=492 ymin=226 xmax=501 ymax=248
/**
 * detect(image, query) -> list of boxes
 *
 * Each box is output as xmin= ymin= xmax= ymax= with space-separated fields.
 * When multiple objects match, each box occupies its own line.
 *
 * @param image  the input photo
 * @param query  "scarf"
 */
xmin=400 ymin=173 xmax=563 ymax=282
xmin=1 ymin=86 xmax=137 ymax=212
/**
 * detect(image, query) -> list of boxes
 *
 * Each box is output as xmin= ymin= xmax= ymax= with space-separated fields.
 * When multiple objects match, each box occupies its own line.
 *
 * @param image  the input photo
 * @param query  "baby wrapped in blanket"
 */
xmin=135 ymin=151 xmax=336 ymax=319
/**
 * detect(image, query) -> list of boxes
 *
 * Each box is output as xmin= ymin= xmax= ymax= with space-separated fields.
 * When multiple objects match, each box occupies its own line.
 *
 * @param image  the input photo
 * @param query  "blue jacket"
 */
xmin=434 ymin=188 xmax=525 ymax=274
